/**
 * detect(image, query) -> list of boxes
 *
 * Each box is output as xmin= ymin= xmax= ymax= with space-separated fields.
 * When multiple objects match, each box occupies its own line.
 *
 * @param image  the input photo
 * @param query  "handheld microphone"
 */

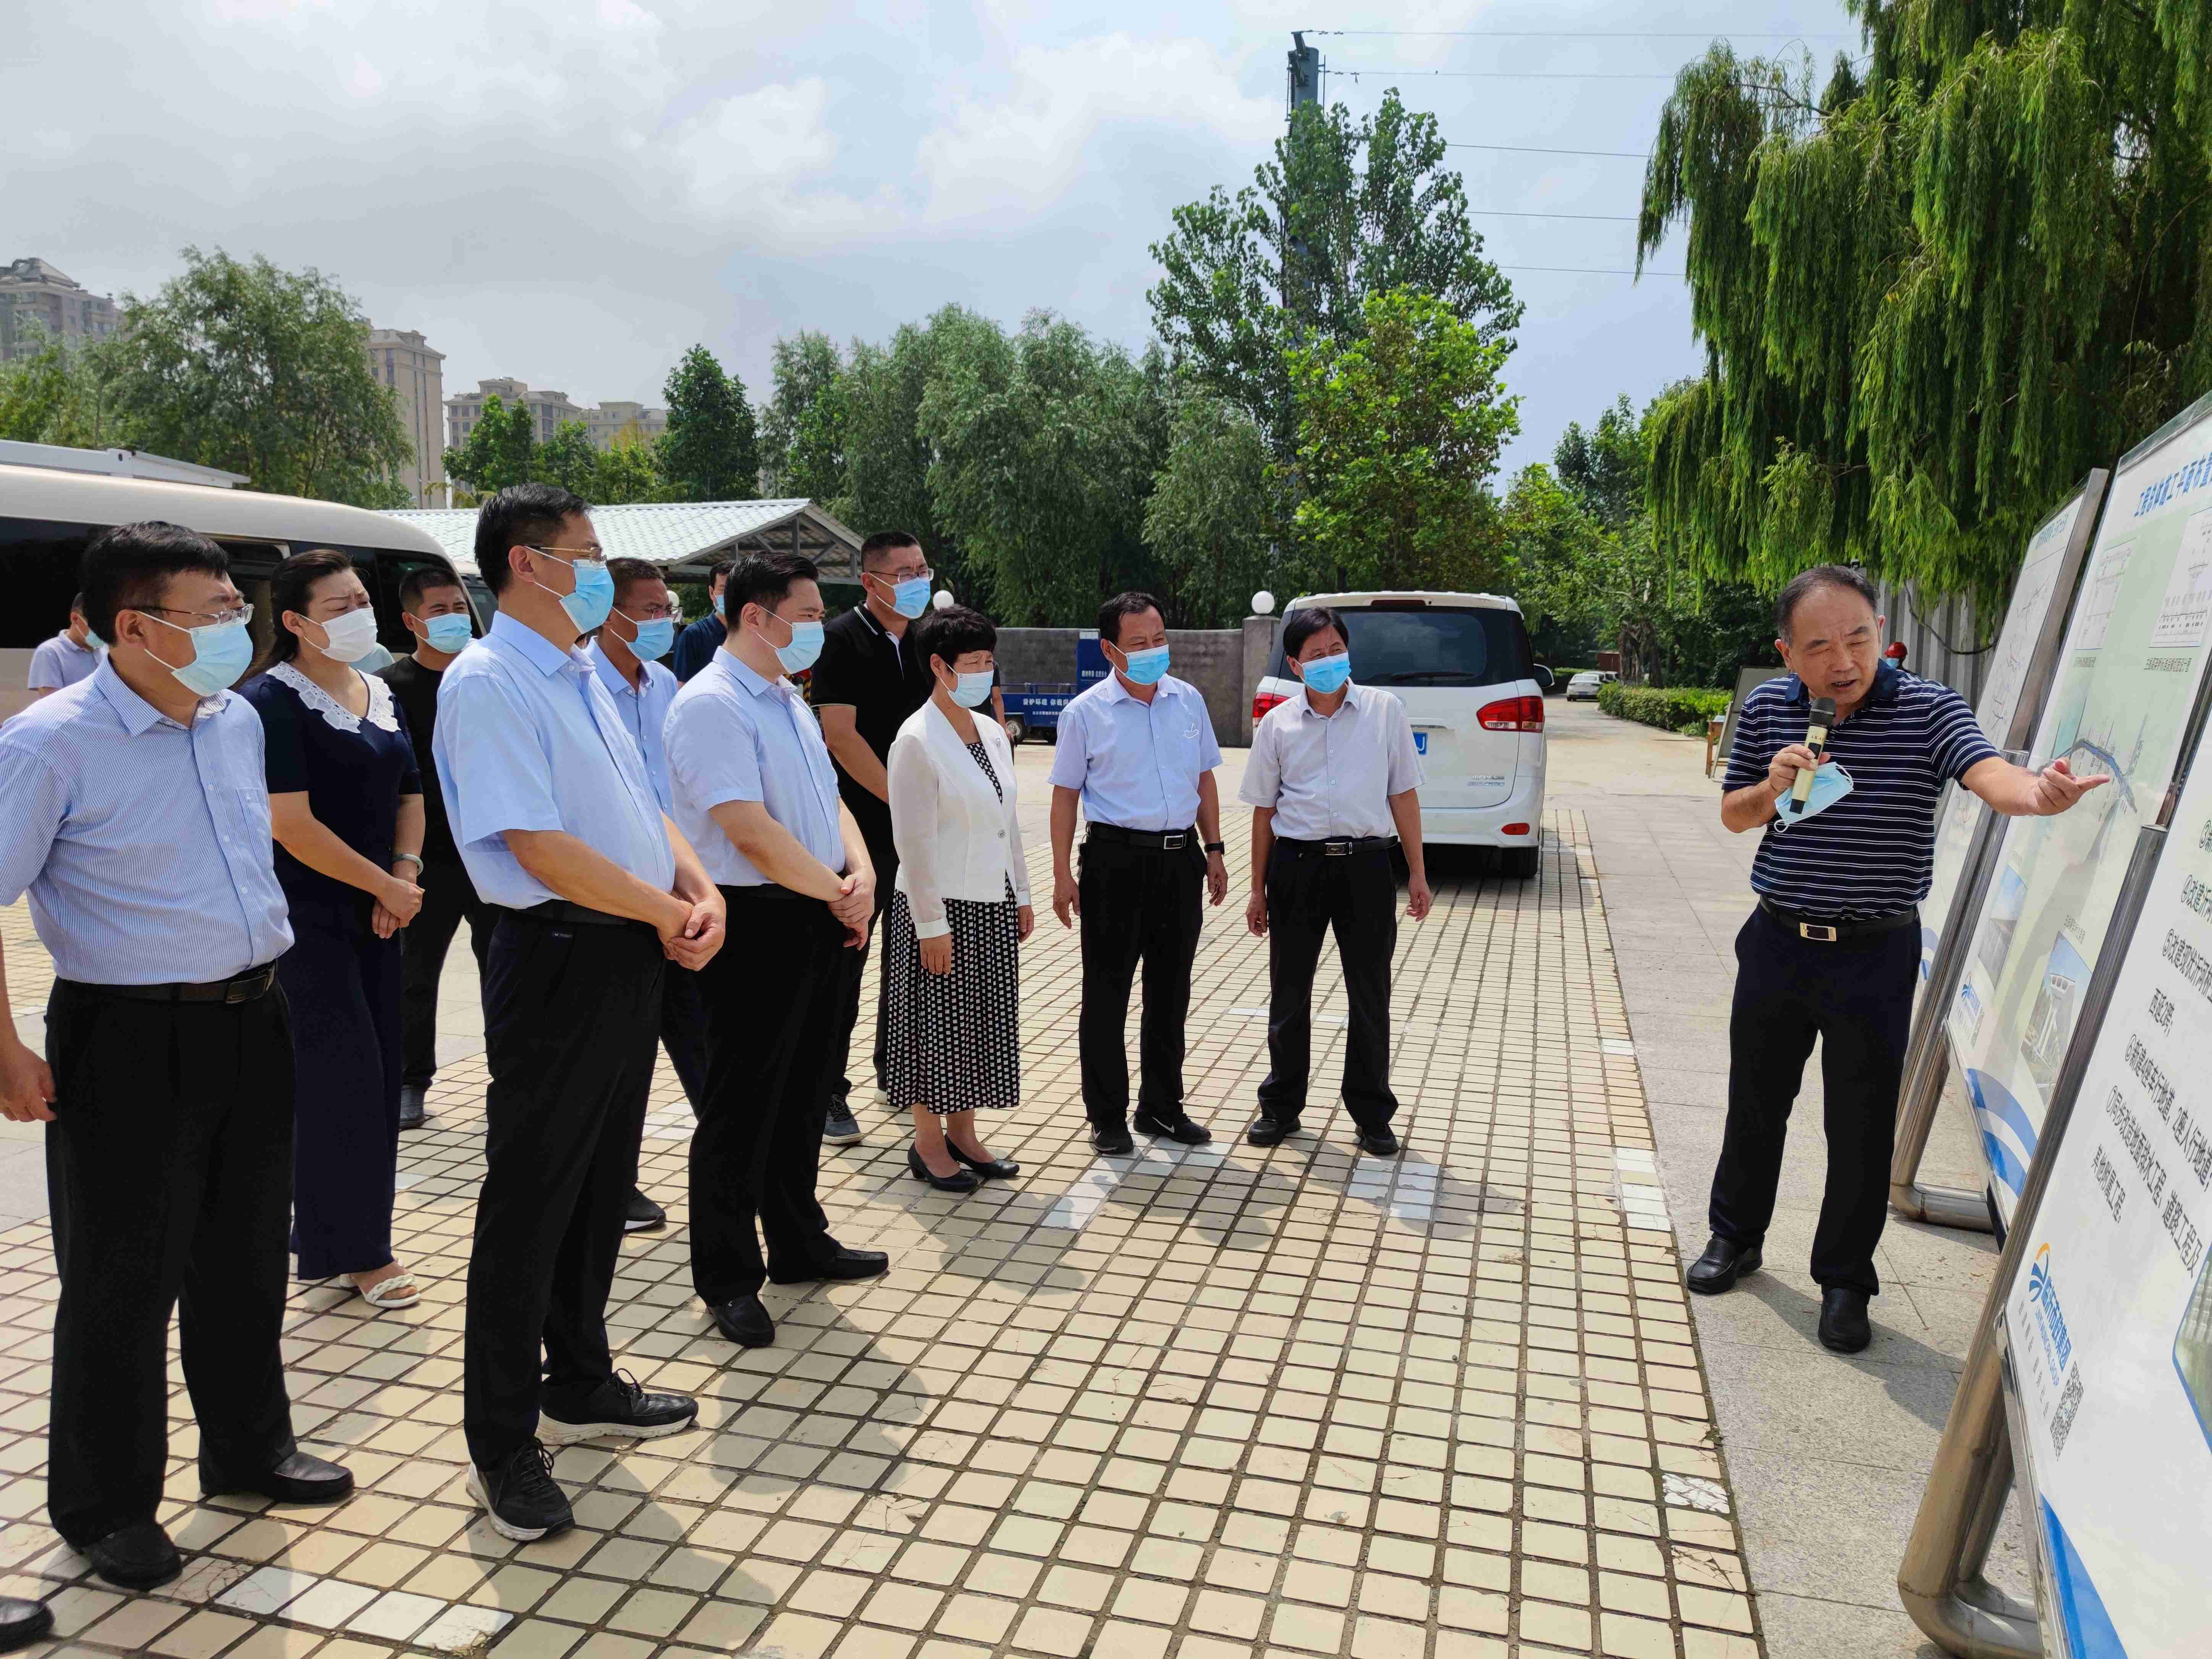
xmin=1788 ymin=696 xmax=1836 ymax=815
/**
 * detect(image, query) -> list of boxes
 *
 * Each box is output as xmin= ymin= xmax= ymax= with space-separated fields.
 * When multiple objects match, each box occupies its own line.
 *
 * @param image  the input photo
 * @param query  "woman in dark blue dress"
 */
xmin=239 ymin=550 xmax=427 ymax=1310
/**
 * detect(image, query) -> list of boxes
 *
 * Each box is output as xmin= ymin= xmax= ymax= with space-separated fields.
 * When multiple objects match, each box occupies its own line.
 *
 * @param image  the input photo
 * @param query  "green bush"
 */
xmin=1596 ymin=681 xmax=1733 ymax=732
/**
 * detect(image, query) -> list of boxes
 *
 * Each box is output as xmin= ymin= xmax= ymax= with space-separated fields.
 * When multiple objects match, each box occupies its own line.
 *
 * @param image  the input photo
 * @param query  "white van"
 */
xmin=0 ymin=464 xmax=474 ymax=724
xmin=1253 ymin=590 xmax=1551 ymax=877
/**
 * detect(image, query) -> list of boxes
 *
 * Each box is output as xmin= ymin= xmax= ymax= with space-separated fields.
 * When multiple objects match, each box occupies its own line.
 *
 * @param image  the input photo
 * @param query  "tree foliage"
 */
xmin=441 ymin=394 xmax=537 ymax=501
xmin=1150 ymin=90 xmax=1522 ymax=455
xmin=760 ymin=331 xmax=848 ymax=500
xmin=1289 ymin=288 xmax=1518 ymax=594
xmin=660 ymin=344 xmax=758 ymax=502
xmin=1640 ymin=6 xmax=2212 ymax=604
xmin=0 ymin=333 xmax=115 ymax=448
xmin=1143 ymin=395 xmax=1277 ymax=627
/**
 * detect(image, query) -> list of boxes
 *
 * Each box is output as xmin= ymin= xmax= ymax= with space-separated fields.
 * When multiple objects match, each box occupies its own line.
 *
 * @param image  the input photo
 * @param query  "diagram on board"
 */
xmin=2153 ymin=509 xmax=2212 ymax=651
xmin=2075 ymin=539 xmax=2135 ymax=651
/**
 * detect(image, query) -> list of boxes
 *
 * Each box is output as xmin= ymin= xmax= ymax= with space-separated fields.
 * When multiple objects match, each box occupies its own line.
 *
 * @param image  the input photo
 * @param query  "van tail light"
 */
xmin=1478 ymin=695 xmax=1545 ymax=732
xmin=1502 ymin=823 xmax=1531 ymax=837
xmin=1254 ymin=690 xmax=1290 ymax=723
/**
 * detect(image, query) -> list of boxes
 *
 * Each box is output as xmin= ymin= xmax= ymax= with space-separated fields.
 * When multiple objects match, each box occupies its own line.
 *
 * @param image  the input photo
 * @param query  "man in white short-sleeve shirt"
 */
xmin=1238 ymin=605 xmax=1432 ymax=1156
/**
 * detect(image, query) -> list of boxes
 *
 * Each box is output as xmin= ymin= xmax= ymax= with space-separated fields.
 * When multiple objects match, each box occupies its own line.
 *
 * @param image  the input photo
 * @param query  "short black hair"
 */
xmin=264 ymin=549 xmax=361 ymax=668
xmin=709 ymin=558 xmax=737 ymax=588
xmin=860 ymin=530 xmax=923 ymax=570
xmin=726 ymin=551 xmax=820 ymax=629
xmin=1096 ymin=590 xmax=1164 ymax=648
xmin=68 ymin=591 xmax=85 ymax=616
xmin=399 ymin=565 xmax=465 ymax=613
xmin=1281 ymin=606 xmax=1347 ymax=660
xmin=80 ymin=521 xmax=230 ymax=645
xmin=607 ymin=557 xmax=665 ymax=606
xmin=1775 ymin=564 xmax=1879 ymax=639
xmin=474 ymin=482 xmax=591 ymax=594
xmin=915 ymin=605 xmax=996 ymax=670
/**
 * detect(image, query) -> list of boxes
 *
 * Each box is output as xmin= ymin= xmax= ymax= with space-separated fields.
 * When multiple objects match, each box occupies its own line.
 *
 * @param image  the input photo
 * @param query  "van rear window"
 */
xmin=1267 ymin=607 xmax=1531 ymax=688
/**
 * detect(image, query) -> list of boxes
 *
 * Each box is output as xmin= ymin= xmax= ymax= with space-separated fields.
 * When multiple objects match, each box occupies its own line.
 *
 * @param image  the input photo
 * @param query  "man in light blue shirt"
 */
xmin=1047 ymin=592 xmax=1227 ymax=1155
xmin=25 ymin=593 xmax=100 ymax=697
xmin=664 ymin=550 xmax=886 ymax=1352
xmin=432 ymin=485 xmax=725 ymax=1546
xmin=0 ymin=522 xmax=350 ymax=1592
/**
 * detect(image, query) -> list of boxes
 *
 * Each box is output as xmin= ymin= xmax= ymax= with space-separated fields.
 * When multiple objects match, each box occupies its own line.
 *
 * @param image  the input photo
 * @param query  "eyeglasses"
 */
xmin=870 ymin=566 xmax=933 ymax=584
xmin=137 ymin=603 xmax=254 ymax=627
xmin=527 ymin=545 xmax=607 ymax=569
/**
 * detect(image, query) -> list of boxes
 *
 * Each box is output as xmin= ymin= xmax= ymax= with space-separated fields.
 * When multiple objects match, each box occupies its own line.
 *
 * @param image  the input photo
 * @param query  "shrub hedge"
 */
xmin=1596 ymin=681 xmax=1733 ymax=736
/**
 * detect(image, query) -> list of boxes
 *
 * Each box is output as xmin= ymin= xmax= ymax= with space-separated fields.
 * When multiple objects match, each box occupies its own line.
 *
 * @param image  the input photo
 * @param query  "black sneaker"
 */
xmin=1134 ymin=1109 xmax=1211 ymax=1146
xmin=541 ymin=1370 xmax=699 ymax=1446
xmin=624 ymin=1188 xmax=666 ymax=1233
xmin=1090 ymin=1122 xmax=1135 ymax=1155
xmin=823 ymin=1098 xmax=863 ymax=1147
xmin=469 ymin=1442 xmax=573 ymax=1542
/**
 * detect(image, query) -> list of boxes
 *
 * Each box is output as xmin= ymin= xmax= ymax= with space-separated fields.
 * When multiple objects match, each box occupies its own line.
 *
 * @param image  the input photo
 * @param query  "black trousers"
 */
xmin=1258 ymin=843 xmax=1400 ymax=1129
xmin=831 ymin=808 xmax=898 ymax=1100
xmin=1709 ymin=905 xmax=1917 ymax=1297
xmin=43 ymin=978 xmax=298 ymax=1547
xmin=399 ymin=860 xmax=493 ymax=1089
xmin=660 ymin=962 xmax=711 ymax=1112
xmin=1078 ymin=834 xmax=1204 ymax=1125
xmin=279 ymin=899 xmax=403 ymax=1280
xmin=464 ymin=912 xmax=662 ymax=1467
xmin=692 ymin=885 xmax=857 ymax=1305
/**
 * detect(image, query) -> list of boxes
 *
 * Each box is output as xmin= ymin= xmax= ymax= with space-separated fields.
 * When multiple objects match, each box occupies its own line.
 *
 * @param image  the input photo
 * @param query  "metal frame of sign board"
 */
xmin=1712 ymin=663 xmax=1788 ymax=774
xmin=1892 ymin=470 xmax=2110 ymax=1231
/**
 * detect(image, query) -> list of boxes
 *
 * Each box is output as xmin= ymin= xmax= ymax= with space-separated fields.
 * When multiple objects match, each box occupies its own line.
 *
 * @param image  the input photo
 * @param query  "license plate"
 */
xmin=1413 ymin=731 xmax=1428 ymax=755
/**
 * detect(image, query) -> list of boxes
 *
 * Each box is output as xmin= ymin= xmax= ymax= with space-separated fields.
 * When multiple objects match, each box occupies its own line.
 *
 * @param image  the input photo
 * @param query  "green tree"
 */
xmin=441 ymin=394 xmax=536 ymax=502
xmin=97 ymin=247 xmax=410 ymax=505
xmin=760 ymin=331 xmax=848 ymax=500
xmin=1142 ymin=394 xmax=1277 ymax=627
xmin=594 ymin=435 xmax=666 ymax=505
xmin=1150 ymin=90 xmax=1521 ymax=456
xmin=1640 ymin=8 xmax=2212 ymax=604
xmin=1288 ymin=288 xmax=1519 ymax=593
xmin=661 ymin=344 xmax=759 ymax=501
xmin=535 ymin=420 xmax=602 ymax=496
xmin=0 ymin=331 xmax=115 ymax=447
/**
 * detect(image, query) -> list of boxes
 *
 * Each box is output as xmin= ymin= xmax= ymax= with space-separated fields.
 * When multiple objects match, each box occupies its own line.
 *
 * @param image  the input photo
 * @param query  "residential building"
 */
xmin=585 ymin=400 xmax=668 ymax=451
xmin=366 ymin=327 xmax=446 ymax=507
xmin=445 ymin=378 xmax=584 ymax=451
xmin=0 ymin=258 xmax=120 ymax=362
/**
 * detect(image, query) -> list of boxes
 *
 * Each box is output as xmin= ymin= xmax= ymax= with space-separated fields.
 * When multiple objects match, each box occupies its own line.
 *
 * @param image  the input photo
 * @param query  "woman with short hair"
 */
xmin=238 ymin=550 xmax=426 ymax=1309
xmin=883 ymin=606 xmax=1032 ymax=1190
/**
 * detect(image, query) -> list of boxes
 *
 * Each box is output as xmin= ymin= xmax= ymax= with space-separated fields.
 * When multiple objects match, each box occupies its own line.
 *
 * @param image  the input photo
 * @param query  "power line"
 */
xmin=1497 ymin=265 xmax=1683 ymax=276
xmin=1450 ymin=142 xmax=1648 ymax=159
xmin=1308 ymin=27 xmax=1849 ymax=39
xmin=1333 ymin=66 xmax=1679 ymax=81
xmin=1472 ymin=208 xmax=1639 ymax=222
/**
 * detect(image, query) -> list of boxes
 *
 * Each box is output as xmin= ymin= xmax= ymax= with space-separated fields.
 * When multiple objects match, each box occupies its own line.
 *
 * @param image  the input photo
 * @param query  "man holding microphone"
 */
xmin=1696 ymin=566 xmax=2106 ymax=1354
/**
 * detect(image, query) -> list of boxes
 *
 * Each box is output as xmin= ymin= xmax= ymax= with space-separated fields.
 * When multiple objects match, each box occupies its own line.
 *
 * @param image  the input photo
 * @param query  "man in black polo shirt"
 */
xmin=812 ymin=532 xmax=938 ymax=1141
xmin=1693 ymin=565 xmax=2106 ymax=1354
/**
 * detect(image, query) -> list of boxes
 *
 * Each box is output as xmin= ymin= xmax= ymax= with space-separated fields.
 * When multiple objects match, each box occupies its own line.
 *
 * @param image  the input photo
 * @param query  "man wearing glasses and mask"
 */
xmin=0 ymin=522 xmax=351 ymax=1592
xmin=433 ymin=485 xmax=726 ymax=1543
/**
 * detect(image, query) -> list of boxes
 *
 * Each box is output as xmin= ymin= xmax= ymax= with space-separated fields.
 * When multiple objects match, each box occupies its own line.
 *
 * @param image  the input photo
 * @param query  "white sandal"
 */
xmin=353 ymin=1269 xmax=421 ymax=1311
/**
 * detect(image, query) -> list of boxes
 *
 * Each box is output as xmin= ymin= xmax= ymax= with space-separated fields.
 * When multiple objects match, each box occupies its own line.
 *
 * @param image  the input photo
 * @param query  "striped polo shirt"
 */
xmin=1723 ymin=663 xmax=1997 ymax=920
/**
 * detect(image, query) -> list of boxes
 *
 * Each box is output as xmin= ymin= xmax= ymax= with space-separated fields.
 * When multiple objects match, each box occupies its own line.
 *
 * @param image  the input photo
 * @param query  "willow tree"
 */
xmin=1639 ymin=3 xmax=2212 ymax=606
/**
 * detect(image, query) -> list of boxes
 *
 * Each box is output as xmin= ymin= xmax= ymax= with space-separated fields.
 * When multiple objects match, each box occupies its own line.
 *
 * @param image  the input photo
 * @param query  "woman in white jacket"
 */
xmin=884 ymin=606 xmax=1035 ymax=1190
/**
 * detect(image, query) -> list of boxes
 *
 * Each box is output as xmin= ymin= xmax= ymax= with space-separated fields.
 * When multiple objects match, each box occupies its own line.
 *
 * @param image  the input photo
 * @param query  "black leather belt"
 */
xmin=1087 ymin=824 xmax=1198 ymax=852
xmin=1276 ymin=836 xmax=1396 ymax=859
xmin=60 ymin=963 xmax=280 ymax=1004
xmin=516 ymin=900 xmax=639 ymax=928
xmin=1758 ymin=897 xmax=1917 ymax=943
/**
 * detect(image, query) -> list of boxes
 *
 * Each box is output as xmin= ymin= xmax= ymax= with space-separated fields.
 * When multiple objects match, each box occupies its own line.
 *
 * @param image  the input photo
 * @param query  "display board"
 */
xmin=1999 ymin=768 xmax=2212 ymax=1657
xmin=1948 ymin=400 xmax=2212 ymax=1220
xmin=1918 ymin=483 xmax=2100 ymax=983
xmin=1714 ymin=664 xmax=1787 ymax=768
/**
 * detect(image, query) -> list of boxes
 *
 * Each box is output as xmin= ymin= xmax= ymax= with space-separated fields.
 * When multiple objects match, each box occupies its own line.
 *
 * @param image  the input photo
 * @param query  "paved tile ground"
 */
xmin=0 ymin=740 xmax=1772 ymax=1659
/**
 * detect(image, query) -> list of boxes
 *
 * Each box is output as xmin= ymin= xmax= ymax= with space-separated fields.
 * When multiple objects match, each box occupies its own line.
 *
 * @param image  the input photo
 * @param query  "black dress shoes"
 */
xmin=947 ymin=1144 xmax=1020 ymax=1180
xmin=907 ymin=1145 xmax=979 ymax=1192
xmin=83 ymin=1521 xmax=181 ymax=1589
xmin=1134 ymin=1110 xmax=1211 ymax=1146
xmin=1245 ymin=1111 xmax=1303 ymax=1147
xmin=398 ymin=1083 xmax=427 ymax=1130
xmin=711 ymin=1294 xmax=775 ymax=1348
xmin=1685 ymin=1235 xmax=1762 ymax=1295
xmin=1090 ymin=1122 xmax=1135 ymax=1155
xmin=1354 ymin=1125 xmax=1400 ymax=1157
xmin=1818 ymin=1287 xmax=1872 ymax=1353
xmin=201 ymin=1449 xmax=354 ymax=1505
xmin=770 ymin=1246 xmax=890 ymax=1285
xmin=0 ymin=1596 xmax=51 ymax=1652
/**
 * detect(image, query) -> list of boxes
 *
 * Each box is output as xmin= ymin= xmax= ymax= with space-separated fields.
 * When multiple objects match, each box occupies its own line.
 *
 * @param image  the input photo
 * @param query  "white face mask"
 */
xmin=310 ymin=606 xmax=382 ymax=664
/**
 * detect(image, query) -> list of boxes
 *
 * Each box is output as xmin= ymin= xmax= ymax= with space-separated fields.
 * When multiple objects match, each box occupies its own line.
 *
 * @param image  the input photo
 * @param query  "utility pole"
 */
xmin=1286 ymin=31 xmax=1321 ymax=116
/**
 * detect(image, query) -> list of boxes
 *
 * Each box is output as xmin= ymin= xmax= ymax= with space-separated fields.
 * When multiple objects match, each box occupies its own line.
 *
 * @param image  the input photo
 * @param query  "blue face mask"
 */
xmin=876 ymin=573 xmax=931 ymax=620
xmin=143 ymin=612 xmax=255 ymax=698
xmin=712 ymin=592 xmax=725 ymax=617
xmin=1118 ymin=644 xmax=1171 ymax=686
xmin=762 ymin=609 xmax=824 ymax=675
xmin=527 ymin=548 xmax=614 ymax=634
xmin=621 ymin=613 xmax=676 ymax=661
xmin=420 ymin=613 xmax=473 ymax=654
xmin=1780 ymin=761 xmax=1855 ymax=824
xmin=951 ymin=669 xmax=994 ymax=708
xmin=1298 ymin=652 xmax=1351 ymax=696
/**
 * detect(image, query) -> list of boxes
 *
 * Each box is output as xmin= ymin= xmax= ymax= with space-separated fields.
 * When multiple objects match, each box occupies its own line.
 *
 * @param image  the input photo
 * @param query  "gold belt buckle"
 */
xmin=1798 ymin=922 xmax=1838 ymax=943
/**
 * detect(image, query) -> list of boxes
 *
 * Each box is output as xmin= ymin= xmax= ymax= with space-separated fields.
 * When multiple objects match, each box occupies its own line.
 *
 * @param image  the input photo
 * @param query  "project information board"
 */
xmin=1948 ymin=404 xmax=2212 ymax=1219
xmin=1918 ymin=484 xmax=2097 ymax=983
xmin=2002 ymin=775 xmax=2212 ymax=1657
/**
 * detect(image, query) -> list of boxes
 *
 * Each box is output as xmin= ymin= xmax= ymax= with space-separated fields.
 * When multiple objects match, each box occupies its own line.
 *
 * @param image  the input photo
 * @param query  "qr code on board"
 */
xmin=2050 ymin=1367 xmax=2086 ymax=1455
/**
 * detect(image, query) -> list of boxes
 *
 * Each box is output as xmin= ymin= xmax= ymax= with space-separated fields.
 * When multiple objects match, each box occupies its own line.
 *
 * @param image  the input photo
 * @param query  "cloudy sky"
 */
xmin=8 ymin=0 xmax=1856 ymax=480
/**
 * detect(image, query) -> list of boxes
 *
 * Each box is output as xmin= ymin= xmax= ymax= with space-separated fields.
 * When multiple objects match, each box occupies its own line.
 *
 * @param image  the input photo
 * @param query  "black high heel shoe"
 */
xmin=907 ymin=1144 xmax=979 ymax=1192
xmin=946 ymin=1142 xmax=1019 ymax=1180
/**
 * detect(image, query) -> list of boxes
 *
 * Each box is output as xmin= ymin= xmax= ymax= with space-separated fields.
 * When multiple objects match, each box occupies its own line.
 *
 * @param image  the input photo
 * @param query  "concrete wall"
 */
xmin=995 ymin=626 xmax=1254 ymax=747
xmin=0 ymin=648 xmax=35 ymax=726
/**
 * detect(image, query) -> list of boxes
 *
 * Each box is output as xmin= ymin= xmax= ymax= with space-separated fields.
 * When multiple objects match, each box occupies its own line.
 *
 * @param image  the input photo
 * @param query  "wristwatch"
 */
xmin=1204 ymin=841 xmax=1226 ymax=855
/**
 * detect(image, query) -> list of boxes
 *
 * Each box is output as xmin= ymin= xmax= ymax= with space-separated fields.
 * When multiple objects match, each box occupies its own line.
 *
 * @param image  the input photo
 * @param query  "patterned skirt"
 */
xmin=882 ymin=887 xmax=1022 ymax=1114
